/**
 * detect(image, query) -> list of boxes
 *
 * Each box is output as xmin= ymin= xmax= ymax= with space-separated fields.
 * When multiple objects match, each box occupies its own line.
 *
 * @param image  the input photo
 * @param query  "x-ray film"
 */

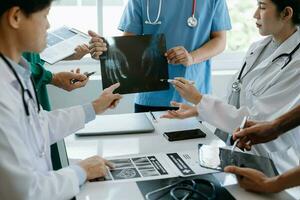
xmin=198 ymin=144 xmax=279 ymax=177
xmin=100 ymin=34 xmax=169 ymax=94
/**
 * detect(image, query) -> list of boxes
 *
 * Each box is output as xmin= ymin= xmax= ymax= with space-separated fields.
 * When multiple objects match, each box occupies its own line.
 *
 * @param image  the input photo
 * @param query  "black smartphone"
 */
xmin=163 ymin=129 xmax=206 ymax=141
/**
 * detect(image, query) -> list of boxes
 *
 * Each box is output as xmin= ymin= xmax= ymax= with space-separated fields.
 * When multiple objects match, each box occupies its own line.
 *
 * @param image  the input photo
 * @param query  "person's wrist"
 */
xmin=267 ymin=175 xmax=284 ymax=193
xmin=272 ymin=118 xmax=283 ymax=137
xmin=192 ymin=93 xmax=202 ymax=105
xmin=190 ymin=51 xmax=196 ymax=66
xmin=51 ymin=73 xmax=57 ymax=85
xmin=92 ymin=100 xmax=104 ymax=114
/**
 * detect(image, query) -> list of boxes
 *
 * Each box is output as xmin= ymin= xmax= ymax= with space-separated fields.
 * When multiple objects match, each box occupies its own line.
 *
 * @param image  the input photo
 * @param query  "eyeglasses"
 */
xmin=145 ymin=178 xmax=216 ymax=200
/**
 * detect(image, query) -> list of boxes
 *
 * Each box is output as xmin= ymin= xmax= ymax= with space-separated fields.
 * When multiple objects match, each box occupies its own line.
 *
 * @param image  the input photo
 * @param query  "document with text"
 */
xmin=40 ymin=26 xmax=90 ymax=64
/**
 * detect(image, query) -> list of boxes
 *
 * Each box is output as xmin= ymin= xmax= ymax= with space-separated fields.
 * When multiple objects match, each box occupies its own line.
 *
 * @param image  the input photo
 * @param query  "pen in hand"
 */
xmin=160 ymin=79 xmax=195 ymax=85
xmin=231 ymin=116 xmax=249 ymax=153
xmin=70 ymin=71 xmax=96 ymax=84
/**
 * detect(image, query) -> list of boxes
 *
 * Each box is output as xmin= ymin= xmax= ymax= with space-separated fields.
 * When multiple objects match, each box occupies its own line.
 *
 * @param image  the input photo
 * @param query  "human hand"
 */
xmin=79 ymin=156 xmax=114 ymax=181
xmin=103 ymin=46 xmax=129 ymax=83
xmin=160 ymin=101 xmax=198 ymax=119
xmin=64 ymin=44 xmax=90 ymax=60
xmin=88 ymin=30 xmax=107 ymax=60
xmin=51 ymin=68 xmax=88 ymax=91
xmin=165 ymin=46 xmax=194 ymax=67
xmin=170 ymin=77 xmax=202 ymax=105
xmin=92 ymin=83 xmax=122 ymax=114
xmin=233 ymin=121 xmax=280 ymax=151
xmin=224 ymin=166 xmax=281 ymax=193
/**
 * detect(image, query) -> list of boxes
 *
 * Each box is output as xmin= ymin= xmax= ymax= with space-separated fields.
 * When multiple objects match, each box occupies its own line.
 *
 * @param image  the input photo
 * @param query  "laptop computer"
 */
xmin=75 ymin=113 xmax=155 ymax=136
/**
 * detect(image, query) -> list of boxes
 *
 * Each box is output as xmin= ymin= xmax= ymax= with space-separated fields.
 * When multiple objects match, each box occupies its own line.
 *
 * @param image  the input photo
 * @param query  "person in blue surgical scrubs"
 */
xmin=89 ymin=0 xmax=232 ymax=112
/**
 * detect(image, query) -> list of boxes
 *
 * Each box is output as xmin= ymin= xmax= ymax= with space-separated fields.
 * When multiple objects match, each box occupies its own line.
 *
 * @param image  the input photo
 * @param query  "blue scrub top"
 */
xmin=119 ymin=0 xmax=232 ymax=107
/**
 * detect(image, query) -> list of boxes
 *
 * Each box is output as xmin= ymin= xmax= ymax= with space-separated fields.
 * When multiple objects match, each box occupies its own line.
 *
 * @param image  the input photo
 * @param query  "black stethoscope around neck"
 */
xmin=0 ymin=53 xmax=40 ymax=116
xmin=232 ymin=41 xmax=300 ymax=93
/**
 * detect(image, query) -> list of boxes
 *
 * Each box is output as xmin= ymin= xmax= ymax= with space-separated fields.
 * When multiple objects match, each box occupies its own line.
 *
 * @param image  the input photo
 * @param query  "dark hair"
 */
xmin=270 ymin=0 xmax=300 ymax=25
xmin=0 ymin=0 xmax=53 ymax=17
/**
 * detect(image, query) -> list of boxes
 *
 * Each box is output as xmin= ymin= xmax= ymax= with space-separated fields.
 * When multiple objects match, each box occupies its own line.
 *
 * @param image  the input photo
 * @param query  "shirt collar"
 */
xmin=5 ymin=56 xmax=32 ymax=82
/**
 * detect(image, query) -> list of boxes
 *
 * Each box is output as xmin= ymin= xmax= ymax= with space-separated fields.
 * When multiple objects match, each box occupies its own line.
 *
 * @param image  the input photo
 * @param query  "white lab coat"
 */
xmin=0 ymin=58 xmax=87 ymax=200
xmin=197 ymin=28 xmax=300 ymax=197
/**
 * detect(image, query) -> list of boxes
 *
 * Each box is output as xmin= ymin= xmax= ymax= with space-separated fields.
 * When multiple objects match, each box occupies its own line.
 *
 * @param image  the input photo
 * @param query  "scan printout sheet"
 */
xmin=93 ymin=150 xmax=217 ymax=183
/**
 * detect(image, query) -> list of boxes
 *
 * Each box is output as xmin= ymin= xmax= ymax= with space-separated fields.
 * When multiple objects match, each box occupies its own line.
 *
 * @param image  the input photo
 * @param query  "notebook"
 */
xmin=75 ymin=113 xmax=155 ymax=136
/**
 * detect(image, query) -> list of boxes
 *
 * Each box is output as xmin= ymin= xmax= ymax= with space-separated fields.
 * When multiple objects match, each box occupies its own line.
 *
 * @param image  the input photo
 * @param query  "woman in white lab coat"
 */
xmin=162 ymin=0 xmax=300 ymax=196
xmin=0 ymin=1 xmax=122 ymax=200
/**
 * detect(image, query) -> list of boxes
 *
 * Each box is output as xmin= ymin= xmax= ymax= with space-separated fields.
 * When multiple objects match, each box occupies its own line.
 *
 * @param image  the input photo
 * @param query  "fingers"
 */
xmin=105 ymin=82 xmax=120 ymax=93
xmin=105 ymin=160 xmax=115 ymax=169
xmin=88 ymin=30 xmax=100 ymax=37
xmin=170 ymin=101 xmax=181 ymax=107
xmin=88 ymin=30 xmax=107 ymax=59
xmin=160 ymin=110 xmax=179 ymax=119
xmin=166 ymin=48 xmax=186 ymax=63
xmin=224 ymin=166 xmax=257 ymax=179
xmin=72 ymin=72 xmax=87 ymax=81
xmin=174 ymin=77 xmax=190 ymax=84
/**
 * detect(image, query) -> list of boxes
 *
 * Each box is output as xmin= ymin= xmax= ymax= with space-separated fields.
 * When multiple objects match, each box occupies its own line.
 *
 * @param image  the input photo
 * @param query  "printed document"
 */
xmin=40 ymin=26 xmax=90 ymax=64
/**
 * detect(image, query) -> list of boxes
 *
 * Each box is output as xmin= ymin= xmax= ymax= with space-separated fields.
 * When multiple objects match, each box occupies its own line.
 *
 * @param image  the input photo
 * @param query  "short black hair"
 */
xmin=0 ymin=0 xmax=53 ymax=17
xmin=271 ymin=0 xmax=300 ymax=25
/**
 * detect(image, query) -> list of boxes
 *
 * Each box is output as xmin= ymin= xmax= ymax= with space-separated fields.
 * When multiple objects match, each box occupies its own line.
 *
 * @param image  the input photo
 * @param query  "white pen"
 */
xmin=159 ymin=79 xmax=195 ymax=85
xmin=231 ymin=116 xmax=249 ymax=153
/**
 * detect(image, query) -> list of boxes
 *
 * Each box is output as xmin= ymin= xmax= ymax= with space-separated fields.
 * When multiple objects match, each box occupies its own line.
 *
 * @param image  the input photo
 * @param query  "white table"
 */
xmin=64 ymin=112 xmax=293 ymax=200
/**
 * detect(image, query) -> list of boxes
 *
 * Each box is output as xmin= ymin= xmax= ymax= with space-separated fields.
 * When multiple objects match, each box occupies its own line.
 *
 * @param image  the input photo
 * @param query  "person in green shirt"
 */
xmin=23 ymin=44 xmax=90 ymax=169
xmin=23 ymin=45 xmax=89 ymax=110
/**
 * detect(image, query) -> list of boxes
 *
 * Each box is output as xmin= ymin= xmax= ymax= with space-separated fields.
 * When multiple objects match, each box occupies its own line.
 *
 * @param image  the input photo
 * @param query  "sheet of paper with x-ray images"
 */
xmin=91 ymin=150 xmax=217 ymax=183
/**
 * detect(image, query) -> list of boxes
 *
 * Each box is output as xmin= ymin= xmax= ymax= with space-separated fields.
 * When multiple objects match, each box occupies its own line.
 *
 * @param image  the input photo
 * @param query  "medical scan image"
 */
xmin=100 ymin=34 xmax=169 ymax=94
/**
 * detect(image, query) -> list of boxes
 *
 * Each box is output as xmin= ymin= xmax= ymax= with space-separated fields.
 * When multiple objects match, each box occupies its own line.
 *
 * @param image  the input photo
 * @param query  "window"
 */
xmin=47 ymin=0 xmax=262 ymax=71
xmin=49 ymin=0 xmax=260 ymax=50
xmin=49 ymin=0 xmax=98 ymax=32
xmin=227 ymin=0 xmax=261 ymax=52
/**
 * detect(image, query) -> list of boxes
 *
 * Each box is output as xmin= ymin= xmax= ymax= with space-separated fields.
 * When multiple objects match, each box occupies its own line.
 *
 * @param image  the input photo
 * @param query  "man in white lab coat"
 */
xmin=0 ymin=1 xmax=122 ymax=199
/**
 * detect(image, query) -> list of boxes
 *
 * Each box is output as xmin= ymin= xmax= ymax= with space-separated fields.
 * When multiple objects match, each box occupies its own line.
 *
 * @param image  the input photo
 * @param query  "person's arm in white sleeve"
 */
xmin=42 ymin=83 xmax=122 ymax=145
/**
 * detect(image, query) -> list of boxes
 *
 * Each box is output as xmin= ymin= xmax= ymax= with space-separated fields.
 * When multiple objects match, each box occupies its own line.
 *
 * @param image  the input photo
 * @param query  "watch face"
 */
xmin=187 ymin=17 xmax=197 ymax=28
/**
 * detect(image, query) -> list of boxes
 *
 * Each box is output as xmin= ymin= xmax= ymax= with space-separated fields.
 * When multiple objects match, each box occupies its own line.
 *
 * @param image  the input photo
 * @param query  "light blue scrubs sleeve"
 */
xmin=211 ymin=0 xmax=232 ymax=32
xmin=83 ymin=103 xmax=96 ymax=123
xmin=118 ymin=0 xmax=143 ymax=34
xmin=69 ymin=165 xmax=87 ymax=186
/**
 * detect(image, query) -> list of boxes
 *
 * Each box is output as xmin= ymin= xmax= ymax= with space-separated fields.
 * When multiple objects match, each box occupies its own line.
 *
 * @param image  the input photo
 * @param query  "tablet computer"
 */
xmin=198 ymin=144 xmax=279 ymax=177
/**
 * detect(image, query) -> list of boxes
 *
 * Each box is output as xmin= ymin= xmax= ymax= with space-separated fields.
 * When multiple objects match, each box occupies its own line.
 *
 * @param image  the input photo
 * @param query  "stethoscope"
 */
xmin=145 ymin=0 xmax=198 ymax=28
xmin=0 ymin=53 xmax=40 ymax=116
xmin=0 ymin=53 xmax=47 ymax=158
xmin=145 ymin=179 xmax=216 ymax=200
xmin=232 ymin=41 xmax=300 ymax=93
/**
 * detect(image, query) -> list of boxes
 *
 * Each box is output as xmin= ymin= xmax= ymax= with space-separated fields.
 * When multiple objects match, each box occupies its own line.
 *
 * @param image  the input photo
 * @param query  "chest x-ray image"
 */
xmin=100 ymin=34 xmax=169 ymax=94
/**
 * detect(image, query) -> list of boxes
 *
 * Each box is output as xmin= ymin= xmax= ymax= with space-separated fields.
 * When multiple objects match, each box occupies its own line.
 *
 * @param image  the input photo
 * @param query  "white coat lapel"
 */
xmin=244 ymin=37 xmax=272 ymax=71
xmin=253 ymin=27 xmax=300 ymax=71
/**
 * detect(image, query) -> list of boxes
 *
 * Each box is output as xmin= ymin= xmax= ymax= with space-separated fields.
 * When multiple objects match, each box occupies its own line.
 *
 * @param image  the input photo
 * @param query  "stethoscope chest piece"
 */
xmin=232 ymin=80 xmax=241 ymax=93
xmin=187 ymin=16 xmax=198 ymax=28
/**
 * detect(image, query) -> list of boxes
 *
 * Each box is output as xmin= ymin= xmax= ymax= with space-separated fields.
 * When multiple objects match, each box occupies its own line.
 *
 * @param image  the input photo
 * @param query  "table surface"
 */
xmin=65 ymin=112 xmax=293 ymax=200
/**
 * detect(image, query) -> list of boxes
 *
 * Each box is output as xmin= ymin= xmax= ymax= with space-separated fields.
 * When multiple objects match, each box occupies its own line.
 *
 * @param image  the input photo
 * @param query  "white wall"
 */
xmin=46 ymin=52 xmax=243 ymax=113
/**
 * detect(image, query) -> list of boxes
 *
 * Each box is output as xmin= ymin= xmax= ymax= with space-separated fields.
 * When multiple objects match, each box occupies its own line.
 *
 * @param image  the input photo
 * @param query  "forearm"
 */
xmin=274 ymin=166 xmax=300 ymax=191
xmin=191 ymin=31 xmax=226 ymax=64
xmin=273 ymin=105 xmax=300 ymax=135
xmin=197 ymin=95 xmax=251 ymax=133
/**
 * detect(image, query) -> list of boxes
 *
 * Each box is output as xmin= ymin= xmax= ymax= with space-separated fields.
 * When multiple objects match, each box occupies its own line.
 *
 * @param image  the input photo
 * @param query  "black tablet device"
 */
xmin=198 ymin=144 xmax=279 ymax=177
